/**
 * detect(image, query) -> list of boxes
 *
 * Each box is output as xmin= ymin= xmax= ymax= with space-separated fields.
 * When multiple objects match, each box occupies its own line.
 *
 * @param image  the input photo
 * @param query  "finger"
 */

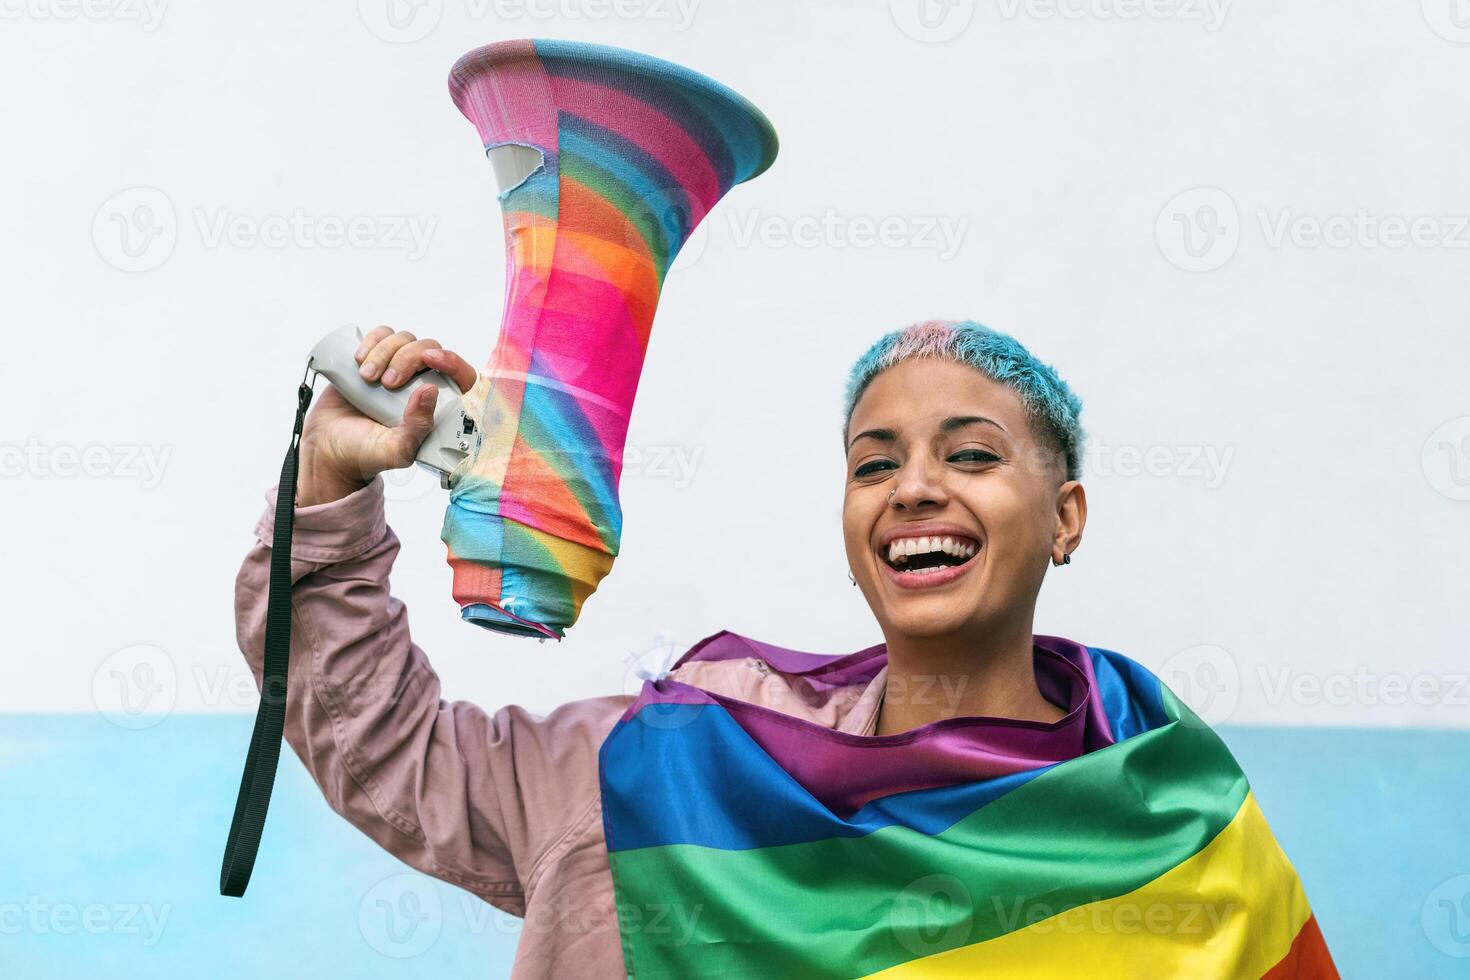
xmin=354 ymin=325 xmax=394 ymax=363
xmin=422 ymin=348 xmax=478 ymax=393
xmin=382 ymin=338 xmax=443 ymax=389
xmin=387 ymin=384 xmax=438 ymax=464
xmin=359 ymin=329 xmax=418 ymax=382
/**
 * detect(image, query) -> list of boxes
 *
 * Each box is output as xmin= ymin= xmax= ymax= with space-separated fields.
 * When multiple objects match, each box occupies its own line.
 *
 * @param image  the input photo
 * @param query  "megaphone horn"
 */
xmin=307 ymin=41 xmax=777 ymax=640
xmin=442 ymin=40 xmax=778 ymax=640
xmin=224 ymin=38 xmax=778 ymax=899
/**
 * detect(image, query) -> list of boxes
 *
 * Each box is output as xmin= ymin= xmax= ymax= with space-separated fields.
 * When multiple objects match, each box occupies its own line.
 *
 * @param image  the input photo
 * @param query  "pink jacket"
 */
xmin=234 ymin=476 xmax=890 ymax=979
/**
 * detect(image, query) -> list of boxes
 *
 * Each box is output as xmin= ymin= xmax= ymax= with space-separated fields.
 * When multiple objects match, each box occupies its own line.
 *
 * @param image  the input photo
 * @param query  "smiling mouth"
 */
xmin=879 ymin=535 xmax=981 ymax=575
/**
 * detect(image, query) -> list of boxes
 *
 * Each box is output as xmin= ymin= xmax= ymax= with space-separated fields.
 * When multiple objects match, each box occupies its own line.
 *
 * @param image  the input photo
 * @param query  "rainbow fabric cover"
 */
xmin=599 ymin=632 xmax=1339 ymax=979
xmin=442 ymin=41 xmax=778 ymax=639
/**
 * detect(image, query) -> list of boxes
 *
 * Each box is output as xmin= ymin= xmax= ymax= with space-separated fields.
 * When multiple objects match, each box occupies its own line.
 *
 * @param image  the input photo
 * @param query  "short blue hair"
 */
xmin=841 ymin=319 xmax=1086 ymax=483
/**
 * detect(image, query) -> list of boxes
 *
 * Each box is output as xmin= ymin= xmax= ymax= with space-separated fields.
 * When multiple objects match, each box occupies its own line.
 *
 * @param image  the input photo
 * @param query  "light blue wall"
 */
xmin=1 ymin=715 xmax=1466 ymax=977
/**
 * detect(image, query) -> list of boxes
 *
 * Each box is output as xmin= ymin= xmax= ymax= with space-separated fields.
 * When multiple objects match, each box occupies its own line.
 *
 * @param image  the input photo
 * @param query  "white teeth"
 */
xmin=885 ymin=534 xmax=979 ymax=564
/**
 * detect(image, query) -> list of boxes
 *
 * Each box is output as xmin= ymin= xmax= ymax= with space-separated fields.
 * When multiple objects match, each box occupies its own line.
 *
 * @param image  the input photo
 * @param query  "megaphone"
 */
xmin=307 ymin=38 xmax=779 ymax=640
xmin=223 ymin=39 xmax=778 ymax=899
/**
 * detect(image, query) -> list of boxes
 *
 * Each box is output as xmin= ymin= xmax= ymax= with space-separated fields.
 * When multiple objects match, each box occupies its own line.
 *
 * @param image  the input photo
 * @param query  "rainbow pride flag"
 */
xmin=442 ymin=41 xmax=778 ymax=639
xmin=598 ymin=632 xmax=1338 ymax=978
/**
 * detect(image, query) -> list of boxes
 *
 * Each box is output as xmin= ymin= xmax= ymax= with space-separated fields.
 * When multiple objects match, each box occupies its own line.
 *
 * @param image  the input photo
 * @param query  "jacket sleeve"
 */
xmin=232 ymin=475 xmax=626 ymax=915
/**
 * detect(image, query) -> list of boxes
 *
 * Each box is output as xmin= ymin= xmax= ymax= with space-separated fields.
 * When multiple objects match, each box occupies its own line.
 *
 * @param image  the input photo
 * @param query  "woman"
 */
xmin=236 ymin=319 xmax=1337 ymax=978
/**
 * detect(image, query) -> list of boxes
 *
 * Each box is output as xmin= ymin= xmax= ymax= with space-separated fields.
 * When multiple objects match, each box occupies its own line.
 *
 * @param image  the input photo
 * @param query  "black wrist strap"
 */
xmin=219 ymin=377 xmax=314 ymax=897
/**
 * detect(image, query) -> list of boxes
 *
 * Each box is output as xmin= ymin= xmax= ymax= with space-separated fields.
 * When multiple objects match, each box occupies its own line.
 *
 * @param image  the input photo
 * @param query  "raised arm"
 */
xmin=235 ymin=476 xmax=530 ymax=909
xmin=231 ymin=328 xmax=622 ymax=913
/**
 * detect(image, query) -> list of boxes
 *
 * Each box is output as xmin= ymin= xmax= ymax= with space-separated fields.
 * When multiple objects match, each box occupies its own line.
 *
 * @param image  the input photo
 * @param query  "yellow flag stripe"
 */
xmin=861 ymin=792 xmax=1312 ymax=979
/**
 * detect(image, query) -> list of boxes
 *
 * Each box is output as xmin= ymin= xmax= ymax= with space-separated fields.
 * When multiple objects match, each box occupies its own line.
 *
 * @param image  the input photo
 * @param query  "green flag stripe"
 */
xmin=609 ymin=688 xmax=1249 ymax=978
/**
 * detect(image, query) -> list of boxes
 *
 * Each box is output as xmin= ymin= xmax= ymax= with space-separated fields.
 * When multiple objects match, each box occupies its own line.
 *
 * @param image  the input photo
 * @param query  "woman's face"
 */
xmin=843 ymin=358 xmax=1083 ymax=642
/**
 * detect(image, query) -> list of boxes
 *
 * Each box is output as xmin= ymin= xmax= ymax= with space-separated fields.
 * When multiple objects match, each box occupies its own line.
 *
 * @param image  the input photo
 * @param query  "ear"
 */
xmin=1052 ymin=480 xmax=1086 ymax=564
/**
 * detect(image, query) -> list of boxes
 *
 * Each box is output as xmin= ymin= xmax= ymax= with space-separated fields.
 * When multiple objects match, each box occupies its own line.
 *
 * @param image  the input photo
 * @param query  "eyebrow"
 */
xmin=847 ymin=415 xmax=1008 ymax=453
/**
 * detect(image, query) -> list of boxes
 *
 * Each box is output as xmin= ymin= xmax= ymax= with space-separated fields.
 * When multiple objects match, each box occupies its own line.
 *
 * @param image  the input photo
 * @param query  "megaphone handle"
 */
xmin=307 ymin=324 xmax=470 ymax=482
xmin=308 ymin=324 xmax=458 ymax=426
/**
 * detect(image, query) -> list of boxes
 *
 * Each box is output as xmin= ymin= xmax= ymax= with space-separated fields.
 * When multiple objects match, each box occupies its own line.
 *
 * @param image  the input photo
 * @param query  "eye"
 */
xmin=853 ymin=459 xmax=896 ymax=478
xmin=950 ymin=449 xmax=1001 ymax=464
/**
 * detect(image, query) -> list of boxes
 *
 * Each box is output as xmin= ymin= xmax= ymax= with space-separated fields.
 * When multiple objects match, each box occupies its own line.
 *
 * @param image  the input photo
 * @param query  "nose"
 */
xmin=888 ymin=454 xmax=949 ymax=511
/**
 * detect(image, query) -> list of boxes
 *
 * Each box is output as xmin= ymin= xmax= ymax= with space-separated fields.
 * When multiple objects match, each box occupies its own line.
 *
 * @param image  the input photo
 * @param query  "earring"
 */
xmin=1054 ymin=552 xmax=1071 ymax=566
xmin=847 ymin=569 xmax=857 ymax=586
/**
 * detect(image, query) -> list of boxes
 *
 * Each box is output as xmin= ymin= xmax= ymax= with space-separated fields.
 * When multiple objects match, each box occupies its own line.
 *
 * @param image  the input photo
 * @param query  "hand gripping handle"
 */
xmin=307 ymin=324 xmax=472 ymax=486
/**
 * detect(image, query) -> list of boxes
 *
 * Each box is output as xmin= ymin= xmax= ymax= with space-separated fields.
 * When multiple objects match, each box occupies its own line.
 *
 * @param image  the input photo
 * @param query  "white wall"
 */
xmin=3 ymin=0 xmax=1467 ymax=728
